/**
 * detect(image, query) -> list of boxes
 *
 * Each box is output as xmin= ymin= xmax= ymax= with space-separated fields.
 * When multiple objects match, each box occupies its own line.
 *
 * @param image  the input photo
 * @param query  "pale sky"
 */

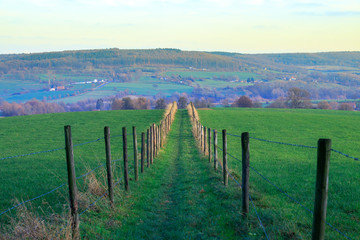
xmin=0 ymin=0 xmax=360 ymax=54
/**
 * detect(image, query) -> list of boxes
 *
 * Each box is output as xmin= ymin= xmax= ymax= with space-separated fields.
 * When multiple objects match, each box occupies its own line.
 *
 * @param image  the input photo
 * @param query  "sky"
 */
xmin=0 ymin=0 xmax=360 ymax=54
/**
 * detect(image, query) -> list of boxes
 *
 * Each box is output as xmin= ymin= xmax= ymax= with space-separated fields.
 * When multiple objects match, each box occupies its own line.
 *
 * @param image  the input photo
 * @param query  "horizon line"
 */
xmin=1 ymin=47 xmax=360 ymax=56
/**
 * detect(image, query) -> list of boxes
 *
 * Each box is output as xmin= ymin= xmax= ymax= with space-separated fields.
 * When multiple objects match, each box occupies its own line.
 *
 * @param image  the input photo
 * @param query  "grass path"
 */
xmin=81 ymin=110 xmax=260 ymax=239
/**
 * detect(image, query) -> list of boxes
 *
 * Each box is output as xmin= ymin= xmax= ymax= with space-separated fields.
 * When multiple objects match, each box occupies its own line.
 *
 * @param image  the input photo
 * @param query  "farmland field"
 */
xmin=0 ymin=109 xmax=164 ymax=224
xmin=165 ymin=71 xmax=260 ymax=80
xmin=198 ymin=108 xmax=360 ymax=239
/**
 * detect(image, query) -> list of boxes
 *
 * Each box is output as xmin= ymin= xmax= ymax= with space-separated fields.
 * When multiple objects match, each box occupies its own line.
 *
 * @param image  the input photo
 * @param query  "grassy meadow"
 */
xmin=0 ymin=109 xmax=164 ymax=225
xmin=198 ymin=108 xmax=360 ymax=239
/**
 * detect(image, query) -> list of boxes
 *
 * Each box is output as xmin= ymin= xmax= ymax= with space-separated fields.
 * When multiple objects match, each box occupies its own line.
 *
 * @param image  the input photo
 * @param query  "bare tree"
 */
xmin=286 ymin=87 xmax=312 ymax=109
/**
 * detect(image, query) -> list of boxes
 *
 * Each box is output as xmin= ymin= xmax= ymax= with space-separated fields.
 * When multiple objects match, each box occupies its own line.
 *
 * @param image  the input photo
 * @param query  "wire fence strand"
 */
xmin=331 ymin=149 xmax=359 ymax=161
xmin=0 ymin=147 xmax=64 ymax=161
xmin=0 ymin=157 xmax=117 ymax=218
xmin=0 ymin=183 xmax=67 ymax=217
xmin=249 ymin=136 xmax=317 ymax=149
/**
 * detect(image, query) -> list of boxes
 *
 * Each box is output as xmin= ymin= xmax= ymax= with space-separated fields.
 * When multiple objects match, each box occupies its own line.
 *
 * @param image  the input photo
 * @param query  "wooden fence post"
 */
xmin=104 ymin=126 xmax=114 ymax=205
xmin=200 ymin=125 xmax=204 ymax=152
xmin=147 ymin=128 xmax=150 ymax=168
xmin=122 ymin=127 xmax=129 ymax=191
xmin=312 ymin=139 xmax=331 ymax=240
xmin=133 ymin=126 xmax=138 ymax=181
xmin=241 ymin=132 xmax=250 ymax=215
xmin=204 ymin=126 xmax=207 ymax=155
xmin=160 ymin=122 xmax=163 ymax=148
xmin=222 ymin=129 xmax=228 ymax=186
xmin=64 ymin=125 xmax=79 ymax=239
xmin=150 ymin=125 xmax=153 ymax=163
xmin=152 ymin=123 xmax=156 ymax=160
xmin=141 ymin=132 xmax=145 ymax=173
xmin=214 ymin=129 xmax=218 ymax=170
xmin=208 ymin=128 xmax=211 ymax=163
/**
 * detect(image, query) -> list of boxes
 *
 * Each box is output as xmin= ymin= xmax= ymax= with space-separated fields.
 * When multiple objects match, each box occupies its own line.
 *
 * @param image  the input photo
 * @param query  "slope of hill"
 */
xmin=1 ymin=49 xmax=360 ymax=104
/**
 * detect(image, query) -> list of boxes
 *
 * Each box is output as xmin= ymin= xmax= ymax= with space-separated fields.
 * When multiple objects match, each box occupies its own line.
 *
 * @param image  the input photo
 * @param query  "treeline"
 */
xmin=229 ymin=88 xmax=358 ymax=111
xmin=0 ymin=49 xmax=245 ymax=77
xmin=0 ymin=96 xmax=174 ymax=116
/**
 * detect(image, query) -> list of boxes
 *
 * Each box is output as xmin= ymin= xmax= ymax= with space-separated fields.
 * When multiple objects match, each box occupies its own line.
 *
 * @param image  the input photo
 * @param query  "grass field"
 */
xmin=165 ymin=71 xmax=259 ymax=80
xmin=102 ymin=80 xmax=193 ymax=96
xmin=198 ymin=108 xmax=360 ymax=239
xmin=0 ymin=109 xmax=164 ymax=226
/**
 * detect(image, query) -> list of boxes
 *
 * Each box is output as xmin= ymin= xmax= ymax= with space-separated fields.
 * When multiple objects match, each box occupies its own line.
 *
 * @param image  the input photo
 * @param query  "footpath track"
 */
xmin=83 ymin=110 xmax=250 ymax=239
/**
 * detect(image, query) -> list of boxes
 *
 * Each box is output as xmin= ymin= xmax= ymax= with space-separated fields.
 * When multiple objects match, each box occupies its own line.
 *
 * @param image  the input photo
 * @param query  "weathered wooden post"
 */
xmin=104 ymin=126 xmax=114 ymax=205
xmin=64 ymin=125 xmax=79 ymax=239
xmin=122 ymin=127 xmax=129 ymax=191
xmin=241 ymin=132 xmax=250 ymax=215
xmin=203 ymin=126 xmax=207 ymax=155
xmin=200 ymin=125 xmax=203 ymax=151
xmin=153 ymin=125 xmax=157 ymax=157
xmin=208 ymin=128 xmax=211 ymax=163
xmin=160 ymin=122 xmax=163 ymax=148
xmin=133 ymin=126 xmax=138 ymax=181
xmin=150 ymin=125 xmax=153 ymax=164
xmin=141 ymin=132 xmax=145 ymax=173
xmin=312 ymin=139 xmax=331 ymax=240
xmin=222 ymin=129 xmax=228 ymax=186
xmin=214 ymin=129 xmax=218 ymax=170
xmin=147 ymin=128 xmax=150 ymax=168
xmin=153 ymin=124 xmax=156 ymax=159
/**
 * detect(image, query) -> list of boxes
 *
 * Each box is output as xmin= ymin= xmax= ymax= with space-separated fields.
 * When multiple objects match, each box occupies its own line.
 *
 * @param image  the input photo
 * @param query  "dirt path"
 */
xmin=101 ymin=110 xmax=245 ymax=239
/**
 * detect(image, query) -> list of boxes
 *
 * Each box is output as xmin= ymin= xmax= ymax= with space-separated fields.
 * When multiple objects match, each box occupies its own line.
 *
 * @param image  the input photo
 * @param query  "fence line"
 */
xmin=188 ymin=103 xmax=356 ymax=240
xmin=2 ymin=102 xmax=178 ymax=239
xmin=218 ymin=139 xmax=351 ymax=239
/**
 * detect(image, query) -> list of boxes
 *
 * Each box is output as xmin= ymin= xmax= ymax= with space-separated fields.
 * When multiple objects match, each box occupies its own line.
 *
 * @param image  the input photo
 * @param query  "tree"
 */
xmin=155 ymin=98 xmax=167 ymax=109
xmin=317 ymin=101 xmax=331 ymax=110
xmin=122 ymin=97 xmax=135 ymax=110
xmin=232 ymin=95 xmax=253 ymax=108
xmin=286 ymin=87 xmax=311 ymax=109
xmin=111 ymin=98 xmax=123 ymax=110
xmin=96 ymin=98 xmax=104 ymax=110
xmin=134 ymin=97 xmax=150 ymax=109
xmin=338 ymin=103 xmax=354 ymax=111
xmin=267 ymin=97 xmax=286 ymax=108
xmin=178 ymin=96 xmax=188 ymax=109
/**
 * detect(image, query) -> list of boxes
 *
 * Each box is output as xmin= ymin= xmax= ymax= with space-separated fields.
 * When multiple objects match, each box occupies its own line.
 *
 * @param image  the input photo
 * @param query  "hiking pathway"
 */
xmin=83 ymin=110 xmax=259 ymax=239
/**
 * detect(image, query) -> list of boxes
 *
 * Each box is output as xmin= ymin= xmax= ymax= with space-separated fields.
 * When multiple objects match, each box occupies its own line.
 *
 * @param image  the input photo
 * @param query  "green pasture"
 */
xmin=51 ymin=90 xmax=117 ymax=103
xmin=0 ymin=110 xmax=164 ymax=224
xmin=165 ymin=71 xmax=259 ymax=80
xmin=191 ymin=78 xmax=251 ymax=88
xmin=198 ymin=108 xmax=360 ymax=239
xmin=101 ymin=80 xmax=193 ymax=96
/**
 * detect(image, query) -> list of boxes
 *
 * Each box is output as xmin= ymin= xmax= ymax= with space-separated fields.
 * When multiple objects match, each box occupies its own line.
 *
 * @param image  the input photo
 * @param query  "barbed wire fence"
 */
xmin=0 ymin=102 xmax=178 ymax=239
xmin=187 ymin=102 xmax=358 ymax=240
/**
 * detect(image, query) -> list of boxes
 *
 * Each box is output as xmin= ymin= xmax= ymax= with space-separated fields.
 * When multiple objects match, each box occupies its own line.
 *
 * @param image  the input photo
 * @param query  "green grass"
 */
xmin=79 ymin=110 xmax=263 ymax=239
xmin=51 ymin=90 xmax=118 ymax=103
xmin=198 ymin=108 xmax=360 ymax=239
xmin=0 ymin=109 xmax=164 ymax=224
xmin=101 ymin=78 xmax=193 ymax=96
xmin=165 ymin=71 xmax=259 ymax=80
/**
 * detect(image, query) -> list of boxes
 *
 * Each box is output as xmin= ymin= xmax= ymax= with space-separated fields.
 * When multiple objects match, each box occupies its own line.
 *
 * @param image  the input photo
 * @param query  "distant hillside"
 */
xmin=0 ymin=48 xmax=248 ymax=74
xmin=1 ymin=48 xmax=360 ymax=77
xmin=1 ymin=48 xmax=360 ymax=104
